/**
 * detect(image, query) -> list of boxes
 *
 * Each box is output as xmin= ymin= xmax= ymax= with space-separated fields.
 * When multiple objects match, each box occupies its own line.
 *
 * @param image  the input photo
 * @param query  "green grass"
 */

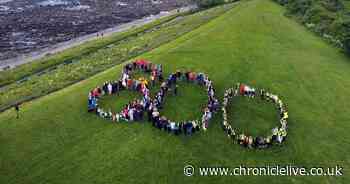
xmin=227 ymin=96 xmax=279 ymax=136
xmin=98 ymin=91 xmax=143 ymax=113
xmin=1 ymin=0 xmax=350 ymax=183
xmin=159 ymin=82 xmax=208 ymax=122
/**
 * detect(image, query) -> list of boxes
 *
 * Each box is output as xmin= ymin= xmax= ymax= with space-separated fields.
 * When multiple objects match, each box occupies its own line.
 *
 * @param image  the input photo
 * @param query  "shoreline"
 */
xmin=0 ymin=5 xmax=196 ymax=71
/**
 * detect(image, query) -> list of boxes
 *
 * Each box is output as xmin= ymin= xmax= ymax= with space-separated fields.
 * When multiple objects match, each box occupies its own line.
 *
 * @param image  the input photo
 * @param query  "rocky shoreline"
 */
xmin=0 ymin=0 xmax=190 ymax=61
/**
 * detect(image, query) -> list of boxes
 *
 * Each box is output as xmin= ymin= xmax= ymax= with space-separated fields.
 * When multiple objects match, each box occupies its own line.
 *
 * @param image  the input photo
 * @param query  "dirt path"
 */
xmin=0 ymin=5 xmax=196 ymax=71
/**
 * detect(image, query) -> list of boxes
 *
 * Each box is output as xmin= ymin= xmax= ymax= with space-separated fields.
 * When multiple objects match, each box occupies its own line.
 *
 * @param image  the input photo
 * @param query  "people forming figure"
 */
xmin=222 ymin=83 xmax=289 ymax=149
xmin=87 ymin=59 xmax=218 ymax=136
xmin=152 ymin=69 xmax=217 ymax=134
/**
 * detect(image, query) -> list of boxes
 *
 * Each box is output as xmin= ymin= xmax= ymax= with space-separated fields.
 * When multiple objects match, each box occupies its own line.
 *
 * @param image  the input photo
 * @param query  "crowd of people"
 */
xmin=87 ymin=59 xmax=218 ymax=136
xmin=150 ymin=70 xmax=219 ymax=134
xmin=88 ymin=61 xmax=290 ymax=141
xmin=88 ymin=59 xmax=160 ymax=116
xmin=222 ymin=83 xmax=289 ymax=149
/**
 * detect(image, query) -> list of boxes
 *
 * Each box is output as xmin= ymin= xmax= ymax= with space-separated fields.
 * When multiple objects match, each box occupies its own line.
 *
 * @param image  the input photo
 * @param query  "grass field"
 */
xmin=0 ymin=0 xmax=349 ymax=183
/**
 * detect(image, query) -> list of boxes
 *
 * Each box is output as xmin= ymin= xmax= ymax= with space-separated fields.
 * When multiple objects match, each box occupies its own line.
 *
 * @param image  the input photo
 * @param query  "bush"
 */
xmin=286 ymin=0 xmax=313 ymax=15
xmin=321 ymin=0 xmax=344 ymax=12
xmin=274 ymin=0 xmax=289 ymax=6
xmin=339 ymin=17 xmax=350 ymax=54
xmin=274 ymin=0 xmax=350 ymax=56
xmin=344 ymin=38 xmax=350 ymax=55
xmin=329 ymin=17 xmax=350 ymax=39
xmin=195 ymin=0 xmax=226 ymax=8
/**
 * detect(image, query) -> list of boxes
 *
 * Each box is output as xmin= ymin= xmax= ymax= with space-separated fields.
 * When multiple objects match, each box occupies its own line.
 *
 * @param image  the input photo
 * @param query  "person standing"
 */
xmin=15 ymin=104 xmax=20 ymax=119
xmin=151 ymin=75 xmax=155 ymax=87
xmin=174 ymin=85 xmax=178 ymax=96
xmin=107 ymin=82 xmax=113 ymax=95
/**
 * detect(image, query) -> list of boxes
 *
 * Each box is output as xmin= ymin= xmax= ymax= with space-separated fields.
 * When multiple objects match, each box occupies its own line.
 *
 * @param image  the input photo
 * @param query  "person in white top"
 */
xmin=129 ymin=108 xmax=134 ymax=121
xmin=170 ymin=122 xmax=176 ymax=130
xmin=107 ymin=83 xmax=112 ymax=95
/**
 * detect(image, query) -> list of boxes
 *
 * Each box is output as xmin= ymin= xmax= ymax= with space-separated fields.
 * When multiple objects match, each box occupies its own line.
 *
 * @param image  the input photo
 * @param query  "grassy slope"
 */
xmin=0 ymin=0 xmax=349 ymax=183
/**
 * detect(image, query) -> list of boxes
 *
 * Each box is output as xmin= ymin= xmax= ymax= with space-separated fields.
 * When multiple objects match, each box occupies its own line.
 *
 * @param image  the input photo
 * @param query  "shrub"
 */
xmin=195 ymin=0 xmax=226 ymax=8
xmin=320 ymin=0 xmax=344 ymax=12
xmin=274 ymin=0 xmax=350 ymax=56
xmin=344 ymin=38 xmax=350 ymax=55
xmin=286 ymin=0 xmax=313 ymax=15
xmin=274 ymin=0 xmax=290 ymax=6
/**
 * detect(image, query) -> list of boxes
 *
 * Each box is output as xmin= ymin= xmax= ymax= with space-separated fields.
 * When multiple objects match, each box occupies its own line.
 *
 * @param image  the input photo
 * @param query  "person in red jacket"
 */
xmin=239 ymin=84 xmax=245 ymax=95
xmin=127 ymin=79 xmax=133 ymax=89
